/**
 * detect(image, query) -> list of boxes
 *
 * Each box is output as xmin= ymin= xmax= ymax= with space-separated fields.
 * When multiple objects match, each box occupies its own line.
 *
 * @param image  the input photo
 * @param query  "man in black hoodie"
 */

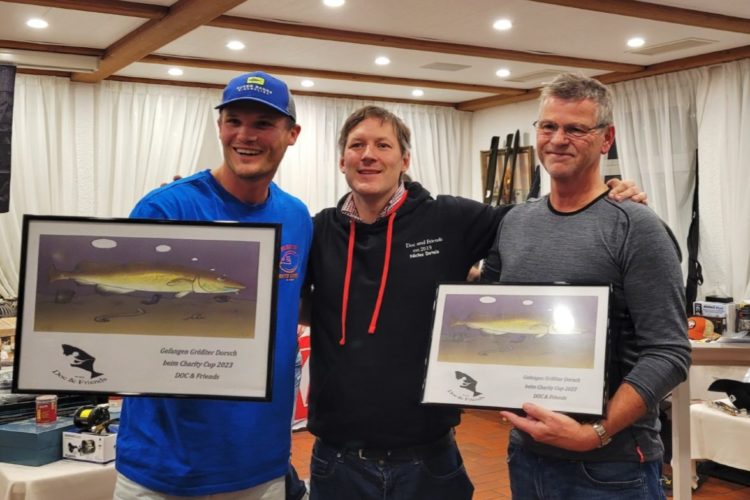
xmin=304 ymin=105 xmax=644 ymax=500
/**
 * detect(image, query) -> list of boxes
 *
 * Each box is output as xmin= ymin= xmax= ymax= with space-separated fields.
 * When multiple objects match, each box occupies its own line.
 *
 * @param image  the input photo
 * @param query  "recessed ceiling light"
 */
xmin=168 ymin=68 xmax=184 ymax=76
xmin=412 ymin=89 xmax=424 ymax=97
xmin=493 ymin=19 xmax=513 ymax=31
xmin=627 ymin=37 xmax=645 ymax=48
xmin=496 ymin=68 xmax=511 ymax=78
xmin=226 ymin=40 xmax=245 ymax=51
xmin=26 ymin=18 xmax=48 ymax=29
xmin=301 ymin=79 xmax=315 ymax=88
xmin=323 ymin=0 xmax=345 ymax=7
xmin=375 ymin=56 xmax=391 ymax=66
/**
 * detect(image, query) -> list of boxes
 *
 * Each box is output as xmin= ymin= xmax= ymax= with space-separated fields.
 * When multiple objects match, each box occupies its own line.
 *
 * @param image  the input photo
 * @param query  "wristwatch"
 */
xmin=591 ymin=421 xmax=612 ymax=447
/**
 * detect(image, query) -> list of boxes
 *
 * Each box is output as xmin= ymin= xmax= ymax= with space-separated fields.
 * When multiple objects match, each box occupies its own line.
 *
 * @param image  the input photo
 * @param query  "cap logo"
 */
xmin=216 ymin=72 xmax=295 ymax=120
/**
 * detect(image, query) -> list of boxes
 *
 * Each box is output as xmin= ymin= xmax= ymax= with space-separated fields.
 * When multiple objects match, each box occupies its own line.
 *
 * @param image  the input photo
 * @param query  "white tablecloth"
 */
xmin=0 ymin=459 xmax=115 ymax=500
xmin=691 ymin=400 xmax=750 ymax=471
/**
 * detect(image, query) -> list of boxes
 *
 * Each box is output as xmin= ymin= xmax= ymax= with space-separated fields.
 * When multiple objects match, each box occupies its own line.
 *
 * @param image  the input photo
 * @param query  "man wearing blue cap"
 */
xmin=114 ymin=72 xmax=312 ymax=499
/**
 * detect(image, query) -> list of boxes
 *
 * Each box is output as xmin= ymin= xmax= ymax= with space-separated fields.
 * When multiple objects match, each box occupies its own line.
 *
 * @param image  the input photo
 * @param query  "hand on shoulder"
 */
xmin=606 ymin=178 xmax=648 ymax=205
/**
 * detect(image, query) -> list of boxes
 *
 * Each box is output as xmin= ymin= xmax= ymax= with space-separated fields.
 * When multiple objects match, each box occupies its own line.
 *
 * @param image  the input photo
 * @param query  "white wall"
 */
xmin=470 ymin=99 xmax=546 ymax=200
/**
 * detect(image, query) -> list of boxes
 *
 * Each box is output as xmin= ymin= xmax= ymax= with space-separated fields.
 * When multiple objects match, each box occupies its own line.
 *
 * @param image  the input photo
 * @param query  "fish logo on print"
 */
xmin=447 ymin=371 xmax=485 ymax=403
xmin=52 ymin=344 xmax=107 ymax=385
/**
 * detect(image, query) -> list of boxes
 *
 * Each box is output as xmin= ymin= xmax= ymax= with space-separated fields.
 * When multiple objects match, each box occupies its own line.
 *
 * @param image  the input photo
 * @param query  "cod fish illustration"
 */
xmin=453 ymin=317 xmax=584 ymax=337
xmin=62 ymin=344 xmax=103 ymax=379
xmin=49 ymin=261 xmax=245 ymax=298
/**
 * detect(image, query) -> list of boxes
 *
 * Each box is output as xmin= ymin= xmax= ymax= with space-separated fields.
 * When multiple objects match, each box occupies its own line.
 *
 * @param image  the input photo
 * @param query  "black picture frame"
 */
xmin=13 ymin=215 xmax=280 ymax=401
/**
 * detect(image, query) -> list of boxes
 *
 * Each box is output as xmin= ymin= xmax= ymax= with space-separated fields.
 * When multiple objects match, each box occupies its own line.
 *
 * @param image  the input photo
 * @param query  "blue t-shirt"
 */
xmin=115 ymin=170 xmax=312 ymax=496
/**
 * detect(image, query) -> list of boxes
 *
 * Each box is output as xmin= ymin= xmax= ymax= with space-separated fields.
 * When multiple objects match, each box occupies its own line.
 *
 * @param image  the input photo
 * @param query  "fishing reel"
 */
xmin=73 ymin=404 xmax=116 ymax=434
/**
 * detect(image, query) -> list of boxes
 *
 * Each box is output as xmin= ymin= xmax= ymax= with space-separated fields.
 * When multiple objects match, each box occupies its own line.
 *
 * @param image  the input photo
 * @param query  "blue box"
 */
xmin=0 ymin=417 xmax=75 ymax=466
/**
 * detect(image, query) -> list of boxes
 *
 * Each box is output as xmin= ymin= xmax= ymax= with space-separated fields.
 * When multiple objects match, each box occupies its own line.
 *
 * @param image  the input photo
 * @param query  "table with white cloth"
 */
xmin=0 ymin=460 xmax=115 ymax=500
xmin=691 ymin=400 xmax=750 ymax=472
xmin=671 ymin=341 xmax=750 ymax=500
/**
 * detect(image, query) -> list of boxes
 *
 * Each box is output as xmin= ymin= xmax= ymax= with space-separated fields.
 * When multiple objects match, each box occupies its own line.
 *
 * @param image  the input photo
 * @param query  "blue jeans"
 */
xmin=309 ymin=434 xmax=473 ymax=500
xmin=507 ymin=441 xmax=666 ymax=500
xmin=286 ymin=463 xmax=307 ymax=500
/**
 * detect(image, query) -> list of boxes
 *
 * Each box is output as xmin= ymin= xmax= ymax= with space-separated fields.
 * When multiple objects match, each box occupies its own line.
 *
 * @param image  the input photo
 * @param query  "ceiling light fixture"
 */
xmin=301 ymin=79 xmax=315 ymax=88
xmin=493 ymin=19 xmax=512 ymax=31
xmin=412 ymin=89 xmax=424 ymax=97
xmin=496 ymin=68 xmax=511 ymax=78
xmin=375 ymin=56 xmax=391 ymax=66
xmin=226 ymin=41 xmax=245 ymax=51
xmin=168 ymin=68 xmax=184 ymax=76
xmin=627 ymin=37 xmax=645 ymax=48
xmin=323 ymin=0 xmax=345 ymax=7
xmin=26 ymin=18 xmax=48 ymax=29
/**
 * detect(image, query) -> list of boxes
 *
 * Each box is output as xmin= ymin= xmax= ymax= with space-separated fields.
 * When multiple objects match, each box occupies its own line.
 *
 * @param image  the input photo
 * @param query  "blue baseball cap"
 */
xmin=215 ymin=71 xmax=296 ymax=122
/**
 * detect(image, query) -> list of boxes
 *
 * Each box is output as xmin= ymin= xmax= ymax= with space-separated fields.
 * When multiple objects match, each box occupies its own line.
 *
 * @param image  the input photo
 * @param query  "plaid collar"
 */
xmin=341 ymin=183 xmax=407 ymax=223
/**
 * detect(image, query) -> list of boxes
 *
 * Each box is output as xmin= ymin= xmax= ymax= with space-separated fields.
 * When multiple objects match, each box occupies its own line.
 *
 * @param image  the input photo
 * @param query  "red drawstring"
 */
xmin=368 ymin=210 xmax=396 ymax=333
xmin=339 ymin=190 xmax=408 ymax=345
xmin=339 ymin=220 xmax=356 ymax=345
xmin=367 ymin=193 xmax=408 ymax=335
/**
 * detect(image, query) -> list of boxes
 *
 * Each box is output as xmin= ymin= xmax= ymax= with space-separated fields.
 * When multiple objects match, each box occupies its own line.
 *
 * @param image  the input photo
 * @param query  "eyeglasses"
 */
xmin=533 ymin=120 xmax=608 ymax=139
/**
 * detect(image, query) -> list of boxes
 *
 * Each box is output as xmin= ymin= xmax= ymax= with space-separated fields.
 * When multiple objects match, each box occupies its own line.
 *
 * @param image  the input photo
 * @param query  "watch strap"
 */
xmin=591 ymin=421 xmax=612 ymax=447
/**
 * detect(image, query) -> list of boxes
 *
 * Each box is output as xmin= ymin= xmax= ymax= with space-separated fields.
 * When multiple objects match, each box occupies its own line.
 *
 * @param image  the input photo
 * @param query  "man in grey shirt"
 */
xmin=482 ymin=73 xmax=691 ymax=499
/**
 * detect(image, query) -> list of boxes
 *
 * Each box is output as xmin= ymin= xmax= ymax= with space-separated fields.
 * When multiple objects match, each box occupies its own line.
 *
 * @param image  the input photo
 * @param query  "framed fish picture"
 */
xmin=12 ymin=215 xmax=279 ymax=400
xmin=421 ymin=283 xmax=611 ymax=418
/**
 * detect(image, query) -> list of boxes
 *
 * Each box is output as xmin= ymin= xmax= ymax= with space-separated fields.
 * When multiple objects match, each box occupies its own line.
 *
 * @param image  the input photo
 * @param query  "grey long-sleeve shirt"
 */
xmin=483 ymin=193 xmax=691 ymax=462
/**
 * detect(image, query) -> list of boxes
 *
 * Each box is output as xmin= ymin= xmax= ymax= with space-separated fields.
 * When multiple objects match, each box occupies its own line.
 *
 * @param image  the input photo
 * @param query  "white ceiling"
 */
xmin=1 ymin=0 xmax=748 ymax=109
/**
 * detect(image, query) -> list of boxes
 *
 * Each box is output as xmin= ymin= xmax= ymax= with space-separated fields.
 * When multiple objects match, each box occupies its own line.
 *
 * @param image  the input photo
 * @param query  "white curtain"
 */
xmin=612 ymin=60 xmax=750 ymax=302
xmin=611 ymin=68 xmax=706 ymax=280
xmin=0 ymin=75 xmax=215 ymax=298
xmin=3 ymin=69 xmax=748 ymax=302
xmin=0 ymin=78 xmax=473 ymax=298
xmin=277 ymin=96 xmax=474 ymax=216
xmin=696 ymin=59 xmax=750 ymax=300
xmin=91 ymin=81 xmax=216 ymax=216
xmin=0 ymin=75 xmax=77 ymax=297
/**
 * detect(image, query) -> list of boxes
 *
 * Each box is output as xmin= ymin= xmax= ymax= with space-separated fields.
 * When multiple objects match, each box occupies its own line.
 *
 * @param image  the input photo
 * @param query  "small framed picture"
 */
xmin=13 ymin=215 xmax=280 ymax=400
xmin=422 ymin=283 xmax=611 ymax=418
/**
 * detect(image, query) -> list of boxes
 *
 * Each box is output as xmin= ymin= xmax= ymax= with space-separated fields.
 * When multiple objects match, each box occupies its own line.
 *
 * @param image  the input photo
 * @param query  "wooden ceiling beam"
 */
xmin=7 ymin=0 xmax=166 ymax=19
xmin=16 ymin=68 xmax=455 ymax=107
xmin=0 ymin=39 xmax=103 ymax=56
xmin=457 ymin=90 xmax=542 ymax=112
xmin=529 ymin=0 xmax=750 ymax=34
xmin=71 ymin=0 xmax=245 ymax=83
xmin=459 ymin=46 xmax=750 ymax=110
xmin=108 ymin=75 xmax=456 ymax=107
xmin=597 ymin=45 xmax=750 ymax=84
xmin=276 ymin=89 xmax=456 ymax=108
xmin=141 ymin=54 xmax=526 ymax=95
xmin=207 ymin=16 xmax=643 ymax=73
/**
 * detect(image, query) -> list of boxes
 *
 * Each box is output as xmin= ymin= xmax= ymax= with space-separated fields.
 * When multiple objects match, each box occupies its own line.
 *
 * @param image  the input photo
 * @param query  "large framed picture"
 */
xmin=422 ymin=283 xmax=611 ymax=418
xmin=13 ymin=215 xmax=280 ymax=400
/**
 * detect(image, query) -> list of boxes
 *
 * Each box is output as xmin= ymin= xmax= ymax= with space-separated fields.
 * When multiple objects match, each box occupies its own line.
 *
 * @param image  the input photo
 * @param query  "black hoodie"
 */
xmin=307 ymin=182 xmax=510 ymax=449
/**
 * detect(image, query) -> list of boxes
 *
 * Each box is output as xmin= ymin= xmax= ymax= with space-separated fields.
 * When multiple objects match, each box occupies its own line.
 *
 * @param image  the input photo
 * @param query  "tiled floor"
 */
xmin=291 ymin=409 xmax=750 ymax=499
